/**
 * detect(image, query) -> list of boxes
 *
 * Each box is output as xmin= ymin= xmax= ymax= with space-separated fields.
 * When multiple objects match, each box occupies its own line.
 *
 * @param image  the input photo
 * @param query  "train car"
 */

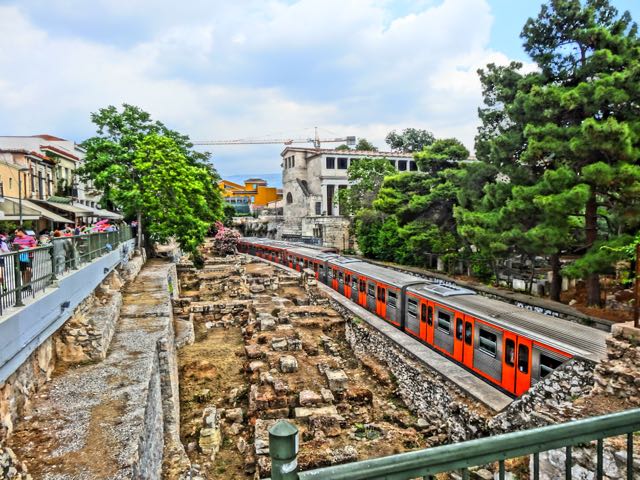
xmin=240 ymin=237 xmax=608 ymax=397
xmin=328 ymin=257 xmax=427 ymax=328
xmin=404 ymin=283 xmax=607 ymax=396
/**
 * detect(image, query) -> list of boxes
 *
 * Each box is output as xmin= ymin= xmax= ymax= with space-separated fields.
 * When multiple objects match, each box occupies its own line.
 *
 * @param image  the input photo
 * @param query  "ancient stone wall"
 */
xmin=0 ymin=251 xmax=144 ymax=444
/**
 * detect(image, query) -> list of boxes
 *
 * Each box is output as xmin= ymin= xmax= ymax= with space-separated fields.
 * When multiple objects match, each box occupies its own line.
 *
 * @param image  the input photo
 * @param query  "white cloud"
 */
xmin=0 ymin=1 xmax=531 ymax=176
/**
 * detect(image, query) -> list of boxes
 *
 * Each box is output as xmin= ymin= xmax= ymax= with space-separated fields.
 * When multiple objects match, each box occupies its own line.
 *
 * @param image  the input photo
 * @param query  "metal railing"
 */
xmin=0 ymin=227 xmax=132 ymax=315
xmin=267 ymin=408 xmax=640 ymax=480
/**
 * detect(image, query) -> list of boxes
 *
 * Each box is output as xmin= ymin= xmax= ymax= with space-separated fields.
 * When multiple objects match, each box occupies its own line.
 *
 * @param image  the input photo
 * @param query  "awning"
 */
xmin=89 ymin=207 xmax=123 ymax=220
xmin=21 ymin=200 xmax=71 ymax=223
xmin=37 ymin=200 xmax=94 ymax=215
xmin=0 ymin=197 xmax=47 ymax=222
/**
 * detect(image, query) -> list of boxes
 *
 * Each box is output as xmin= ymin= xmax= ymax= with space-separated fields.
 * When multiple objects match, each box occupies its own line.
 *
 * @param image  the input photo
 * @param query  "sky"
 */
xmin=0 ymin=0 xmax=639 ymax=180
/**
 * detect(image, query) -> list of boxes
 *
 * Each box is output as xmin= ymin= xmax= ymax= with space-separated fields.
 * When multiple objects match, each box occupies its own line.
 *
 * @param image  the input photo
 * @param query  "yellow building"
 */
xmin=219 ymin=178 xmax=282 ymax=213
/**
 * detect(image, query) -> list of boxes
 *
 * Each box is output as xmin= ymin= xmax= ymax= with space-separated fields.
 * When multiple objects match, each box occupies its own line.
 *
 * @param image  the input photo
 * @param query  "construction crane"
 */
xmin=193 ymin=127 xmax=356 ymax=149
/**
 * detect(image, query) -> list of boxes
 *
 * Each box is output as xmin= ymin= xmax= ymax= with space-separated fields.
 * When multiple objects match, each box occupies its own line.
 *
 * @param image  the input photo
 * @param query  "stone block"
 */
xmin=279 ymin=355 xmax=298 ymax=373
xmin=320 ymin=388 xmax=335 ymax=404
xmin=271 ymin=337 xmax=288 ymax=351
xmin=273 ymin=379 xmax=289 ymax=395
xmin=260 ymin=318 xmax=276 ymax=331
xmin=287 ymin=338 xmax=302 ymax=351
xmin=299 ymin=390 xmax=322 ymax=407
xmin=294 ymin=405 xmax=338 ymax=419
xmin=225 ymin=408 xmax=243 ymax=423
xmin=249 ymin=361 xmax=266 ymax=373
xmin=254 ymin=419 xmax=277 ymax=455
xmin=245 ymin=344 xmax=263 ymax=359
xmin=325 ymin=369 xmax=348 ymax=392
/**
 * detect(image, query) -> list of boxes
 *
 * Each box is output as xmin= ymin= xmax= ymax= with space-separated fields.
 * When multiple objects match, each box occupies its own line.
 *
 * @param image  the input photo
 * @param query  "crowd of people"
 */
xmin=0 ymin=220 xmax=124 ymax=290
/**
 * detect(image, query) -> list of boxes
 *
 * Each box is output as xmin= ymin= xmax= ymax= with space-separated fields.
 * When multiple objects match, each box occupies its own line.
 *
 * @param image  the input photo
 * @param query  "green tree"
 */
xmin=336 ymin=157 xmax=396 ymax=216
xmin=79 ymin=104 xmax=223 ymax=253
xmin=354 ymin=138 xmax=378 ymax=151
xmin=335 ymin=144 xmax=351 ymax=151
xmin=518 ymin=0 xmax=640 ymax=305
xmin=133 ymin=134 xmax=219 ymax=255
xmin=385 ymin=128 xmax=435 ymax=153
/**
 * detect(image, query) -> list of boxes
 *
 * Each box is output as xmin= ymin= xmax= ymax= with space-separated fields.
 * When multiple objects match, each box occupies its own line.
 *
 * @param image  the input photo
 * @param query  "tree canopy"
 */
xmin=385 ymin=128 xmax=435 ymax=153
xmin=79 ymin=104 xmax=223 ymax=256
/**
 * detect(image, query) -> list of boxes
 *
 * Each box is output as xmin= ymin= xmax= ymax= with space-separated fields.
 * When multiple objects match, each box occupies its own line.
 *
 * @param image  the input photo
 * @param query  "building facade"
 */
xmin=280 ymin=147 xmax=415 ymax=249
xmin=219 ymin=178 xmax=282 ymax=213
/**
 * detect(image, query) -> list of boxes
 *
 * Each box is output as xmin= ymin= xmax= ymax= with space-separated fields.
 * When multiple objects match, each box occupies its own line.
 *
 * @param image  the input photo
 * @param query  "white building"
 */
xmin=280 ymin=147 xmax=415 ymax=249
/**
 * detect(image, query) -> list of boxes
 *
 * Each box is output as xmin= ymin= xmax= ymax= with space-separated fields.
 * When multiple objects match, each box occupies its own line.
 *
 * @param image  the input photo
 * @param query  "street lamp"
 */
xmin=17 ymin=167 xmax=29 ymax=226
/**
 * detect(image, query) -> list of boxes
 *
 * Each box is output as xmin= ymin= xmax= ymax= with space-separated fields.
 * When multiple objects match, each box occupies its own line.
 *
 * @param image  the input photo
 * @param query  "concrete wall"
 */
xmin=0 ymin=239 xmax=135 ymax=385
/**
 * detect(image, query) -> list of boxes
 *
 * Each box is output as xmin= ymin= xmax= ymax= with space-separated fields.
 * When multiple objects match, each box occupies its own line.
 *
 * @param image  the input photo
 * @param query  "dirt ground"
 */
xmin=175 ymin=255 xmax=444 ymax=479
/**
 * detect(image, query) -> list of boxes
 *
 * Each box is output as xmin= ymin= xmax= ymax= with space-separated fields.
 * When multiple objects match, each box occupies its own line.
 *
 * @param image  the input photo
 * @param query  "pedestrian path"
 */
xmin=8 ymin=260 xmax=176 ymax=479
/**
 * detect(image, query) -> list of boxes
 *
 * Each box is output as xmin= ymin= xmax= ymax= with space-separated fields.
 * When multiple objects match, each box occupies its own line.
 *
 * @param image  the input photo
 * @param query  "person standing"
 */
xmin=13 ymin=227 xmax=37 ymax=289
xmin=0 ymin=231 xmax=10 ymax=292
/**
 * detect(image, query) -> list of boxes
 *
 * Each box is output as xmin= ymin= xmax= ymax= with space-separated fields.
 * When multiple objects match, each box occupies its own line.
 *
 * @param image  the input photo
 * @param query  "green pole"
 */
xmin=269 ymin=420 xmax=299 ymax=480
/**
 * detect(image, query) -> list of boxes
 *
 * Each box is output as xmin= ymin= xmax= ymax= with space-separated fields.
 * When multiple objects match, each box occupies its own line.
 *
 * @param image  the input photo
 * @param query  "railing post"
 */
xmin=269 ymin=420 xmax=299 ymax=480
xmin=49 ymin=244 xmax=57 ymax=281
xmin=13 ymin=253 xmax=24 ymax=307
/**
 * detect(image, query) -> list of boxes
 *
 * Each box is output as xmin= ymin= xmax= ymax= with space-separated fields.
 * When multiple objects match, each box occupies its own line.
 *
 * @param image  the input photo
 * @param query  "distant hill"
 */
xmin=224 ymin=173 xmax=282 ymax=188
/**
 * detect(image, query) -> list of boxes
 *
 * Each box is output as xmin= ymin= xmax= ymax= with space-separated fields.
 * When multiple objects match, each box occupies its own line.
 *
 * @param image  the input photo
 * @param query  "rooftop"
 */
xmin=281 ymin=146 xmax=414 ymax=158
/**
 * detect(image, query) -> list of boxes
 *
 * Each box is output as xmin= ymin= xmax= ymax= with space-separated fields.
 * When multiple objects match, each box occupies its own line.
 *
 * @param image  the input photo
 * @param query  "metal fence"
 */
xmin=267 ymin=408 xmax=640 ymax=480
xmin=0 ymin=228 xmax=132 ymax=315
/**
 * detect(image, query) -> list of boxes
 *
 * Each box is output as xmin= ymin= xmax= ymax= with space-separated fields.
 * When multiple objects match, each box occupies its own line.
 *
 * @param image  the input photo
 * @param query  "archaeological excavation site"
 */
xmin=1 ymin=238 xmax=638 ymax=480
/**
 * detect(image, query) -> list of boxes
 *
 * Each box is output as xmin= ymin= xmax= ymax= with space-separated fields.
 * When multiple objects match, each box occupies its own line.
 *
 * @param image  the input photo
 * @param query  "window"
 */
xmin=326 ymin=157 xmax=335 ymax=169
xmin=338 ymin=271 xmax=343 ymax=282
xmin=388 ymin=291 xmax=397 ymax=308
xmin=518 ymin=344 xmax=529 ymax=373
xmin=290 ymin=157 xmax=295 ymax=168
xmin=479 ymin=329 xmax=498 ymax=357
xmin=505 ymin=339 xmax=515 ymax=366
xmin=408 ymin=299 xmax=418 ymax=318
xmin=398 ymin=160 xmax=407 ymax=171
xmin=427 ymin=306 xmax=433 ymax=326
xmin=352 ymin=276 xmax=357 ymax=288
xmin=286 ymin=192 xmax=293 ymax=204
xmin=315 ymin=201 xmax=322 ymax=215
xmin=540 ymin=353 xmax=563 ymax=378
xmin=345 ymin=274 xmax=351 ymax=284
xmin=464 ymin=321 xmax=473 ymax=345
xmin=409 ymin=161 xmax=418 ymax=171
xmin=437 ymin=311 xmax=451 ymax=333
xmin=389 ymin=160 xmax=396 ymax=169
xmin=350 ymin=158 xmax=359 ymax=167
xmin=359 ymin=280 xmax=366 ymax=292
xmin=327 ymin=184 xmax=335 ymax=216
xmin=377 ymin=286 xmax=386 ymax=301
xmin=421 ymin=303 xmax=427 ymax=322
xmin=455 ymin=318 xmax=463 ymax=340
xmin=367 ymin=283 xmax=375 ymax=297
xmin=338 ymin=157 xmax=348 ymax=169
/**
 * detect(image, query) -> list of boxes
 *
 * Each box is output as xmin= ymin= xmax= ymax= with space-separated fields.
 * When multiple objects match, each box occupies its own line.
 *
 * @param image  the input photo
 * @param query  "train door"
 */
xmin=288 ymin=255 xmax=293 ymax=269
xmin=313 ymin=262 xmax=319 ymax=279
xmin=358 ymin=279 xmax=367 ymax=306
xmin=462 ymin=316 xmax=474 ymax=369
xmin=502 ymin=332 xmax=517 ymax=394
xmin=515 ymin=337 xmax=532 ymax=396
xmin=331 ymin=268 xmax=339 ymax=290
xmin=453 ymin=315 xmax=464 ymax=362
xmin=296 ymin=256 xmax=302 ymax=272
xmin=424 ymin=302 xmax=435 ymax=344
xmin=337 ymin=271 xmax=345 ymax=295
xmin=376 ymin=284 xmax=387 ymax=319
xmin=344 ymin=273 xmax=352 ymax=298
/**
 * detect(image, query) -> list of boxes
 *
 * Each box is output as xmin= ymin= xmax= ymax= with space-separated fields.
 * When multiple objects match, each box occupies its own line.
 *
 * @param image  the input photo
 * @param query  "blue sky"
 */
xmin=0 ymin=0 xmax=638 ymax=180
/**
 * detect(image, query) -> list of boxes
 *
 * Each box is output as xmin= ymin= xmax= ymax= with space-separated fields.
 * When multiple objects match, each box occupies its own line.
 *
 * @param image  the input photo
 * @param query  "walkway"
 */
xmin=7 ymin=260 xmax=176 ymax=480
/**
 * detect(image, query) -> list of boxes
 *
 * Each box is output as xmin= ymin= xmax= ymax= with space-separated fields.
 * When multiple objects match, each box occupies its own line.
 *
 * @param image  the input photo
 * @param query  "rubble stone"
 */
xmin=279 ymin=355 xmax=298 ymax=373
xmin=325 ymin=369 xmax=348 ymax=392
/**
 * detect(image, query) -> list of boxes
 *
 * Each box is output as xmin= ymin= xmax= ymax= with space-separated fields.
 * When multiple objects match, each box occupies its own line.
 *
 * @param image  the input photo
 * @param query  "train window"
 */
xmin=455 ymin=318 xmax=463 ymax=340
xmin=518 ymin=344 xmax=529 ymax=374
xmin=540 ymin=353 xmax=563 ymax=378
xmin=420 ymin=303 xmax=427 ymax=322
xmin=352 ymin=276 xmax=358 ymax=288
xmin=345 ymin=274 xmax=351 ymax=284
xmin=437 ymin=311 xmax=451 ymax=333
xmin=427 ymin=306 xmax=433 ymax=326
xmin=377 ymin=287 xmax=386 ymax=301
xmin=367 ymin=284 xmax=375 ymax=297
xmin=408 ymin=299 xmax=418 ymax=318
xmin=464 ymin=321 xmax=472 ymax=345
xmin=479 ymin=329 xmax=498 ymax=357
xmin=360 ymin=280 xmax=366 ymax=292
xmin=388 ymin=291 xmax=397 ymax=308
xmin=338 ymin=271 xmax=343 ymax=281
xmin=505 ymin=339 xmax=515 ymax=366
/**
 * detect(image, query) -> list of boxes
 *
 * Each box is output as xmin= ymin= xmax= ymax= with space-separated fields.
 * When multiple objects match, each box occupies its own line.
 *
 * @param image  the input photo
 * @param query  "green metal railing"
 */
xmin=0 ymin=227 xmax=133 ymax=315
xmin=268 ymin=408 xmax=640 ymax=480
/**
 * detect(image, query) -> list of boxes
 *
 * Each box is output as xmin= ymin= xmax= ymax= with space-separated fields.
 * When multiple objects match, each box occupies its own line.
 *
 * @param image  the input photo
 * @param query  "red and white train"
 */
xmin=238 ymin=237 xmax=607 ymax=397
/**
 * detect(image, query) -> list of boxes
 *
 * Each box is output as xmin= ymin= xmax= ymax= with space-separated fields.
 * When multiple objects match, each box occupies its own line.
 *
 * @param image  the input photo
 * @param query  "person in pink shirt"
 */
xmin=13 ymin=227 xmax=37 ymax=287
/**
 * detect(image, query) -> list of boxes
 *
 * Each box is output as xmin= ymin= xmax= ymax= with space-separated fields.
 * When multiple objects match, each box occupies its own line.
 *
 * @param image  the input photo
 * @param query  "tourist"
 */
xmin=0 ymin=231 xmax=10 ymax=291
xmin=52 ymin=230 xmax=72 ymax=275
xmin=12 ymin=227 xmax=36 ymax=288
